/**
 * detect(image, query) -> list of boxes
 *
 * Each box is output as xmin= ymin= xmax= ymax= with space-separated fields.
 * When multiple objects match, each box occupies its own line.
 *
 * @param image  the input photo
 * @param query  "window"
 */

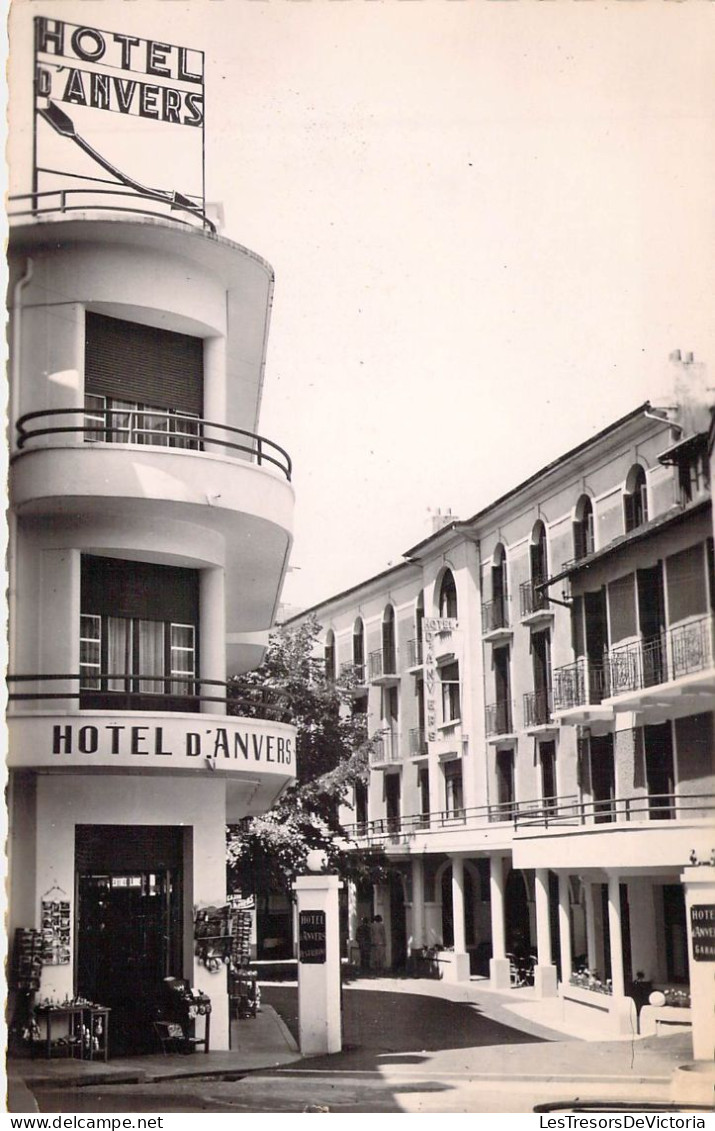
xmin=385 ymin=773 xmax=401 ymax=833
xmin=324 ymin=631 xmax=336 ymax=682
xmin=540 ymin=741 xmax=557 ymax=812
xmin=382 ymin=606 xmax=397 ymax=673
xmin=573 ymin=495 xmax=594 ymax=561
xmin=418 ymin=765 xmax=430 ymax=825
xmin=590 ymin=734 xmax=615 ymax=823
xmin=353 ymin=618 xmax=365 ymax=681
xmin=644 ymin=723 xmax=675 ymax=820
xmin=84 ymin=393 xmax=200 ymax=449
xmin=491 ymin=544 xmax=508 ymax=628
xmin=80 ymin=555 xmax=199 ymax=711
xmin=355 ymin=781 xmax=368 ymax=832
xmin=438 ymin=570 xmax=458 ymax=619
xmin=444 ymin=760 xmax=464 ymax=816
xmin=624 ymin=465 xmax=648 ymax=533
xmin=440 ymin=661 xmax=461 ymax=724
xmin=531 ymin=521 xmax=548 ymax=585
xmin=496 ymin=749 xmax=515 ymax=818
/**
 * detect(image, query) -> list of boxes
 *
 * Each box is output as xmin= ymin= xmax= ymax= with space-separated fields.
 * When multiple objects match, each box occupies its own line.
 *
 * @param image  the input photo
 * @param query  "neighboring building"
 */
xmin=289 ymin=360 xmax=714 ymax=1037
xmin=6 ymin=188 xmax=296 ymax=1049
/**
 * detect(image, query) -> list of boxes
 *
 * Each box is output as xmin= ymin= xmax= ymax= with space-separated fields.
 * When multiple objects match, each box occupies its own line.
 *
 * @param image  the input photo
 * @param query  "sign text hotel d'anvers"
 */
xmin=32 ymin=17 xmax=206 ymax=220
xmin=35 ymin=18 xmax=204 ymax=127
xmin=49 ymin=721 xmax=292 ymax=765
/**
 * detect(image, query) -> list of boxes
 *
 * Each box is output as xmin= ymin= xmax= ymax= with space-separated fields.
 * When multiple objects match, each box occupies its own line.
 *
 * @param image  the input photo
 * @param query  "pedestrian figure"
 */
xmin=357 ymin=916 xmax=371 ymax=972
xmin=370 ymin=914 xmax=387 ymax=973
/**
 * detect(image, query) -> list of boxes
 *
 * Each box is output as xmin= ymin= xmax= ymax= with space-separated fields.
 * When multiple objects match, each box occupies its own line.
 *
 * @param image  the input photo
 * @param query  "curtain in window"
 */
xmin=107 ymin=618 xmax=132 ymax=692
xmin=138 ymin=620 xmax=165 ymax=695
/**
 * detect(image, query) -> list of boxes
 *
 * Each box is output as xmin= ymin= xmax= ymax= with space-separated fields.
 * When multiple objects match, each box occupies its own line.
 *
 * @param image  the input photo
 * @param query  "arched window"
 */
xmin=491 ymin=544 xmax=508 ymax=628
xmin=412 ymin=592 xmax=425 ymax=666
xmin=530 ymin=521 xmax=548 ymax=584
xmin=324 ymin=630 xmax=336 ymax=682
xmin=382 ymin=605 xmax=397 ymax=674
xmin=573 ymin=495 xmax=594 ymax=561
xmin=438 ymin=569 xmax=458 ymax=619
xmin=624 ymin=465 xmax=648 ymax=533
xmin=352 ymin=618 xmax=365 ymax=681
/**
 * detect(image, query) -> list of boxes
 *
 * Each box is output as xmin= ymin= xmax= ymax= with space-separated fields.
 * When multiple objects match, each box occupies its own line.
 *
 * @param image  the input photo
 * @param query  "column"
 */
xmin=202 ymin=335 xmax=227 ymax=423
xmin=558 ymin=873 xmax=573 ymax=986
xmin=627 ymin=880 xmax=658 ymax=981
xmin=607 ymin=874 xmax=626 ymax=998
xmin=451 ymin=856 xmax=466 ymax=953
xmin=412 ymin=857 xmax=426 ymax=951
xmin=293 ymin=873 xmax=342 ymax=1056
xmin=489 ymin=854 xmax=511 ymax=990
xmin=583 ymin=881 xmax=598 ymax=972
xmin=347 ymin=880 xmax=359 ymax=963
xmin=534 ymin=868 xmax=557 ymax=997
xmin=200 ymin=567 xmax=226 ymax=714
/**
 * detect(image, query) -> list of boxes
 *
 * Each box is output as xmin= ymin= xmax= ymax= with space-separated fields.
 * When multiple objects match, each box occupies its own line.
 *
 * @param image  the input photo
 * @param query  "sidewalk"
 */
xmin=7 ymin=1005 xmax=300 ymax=1111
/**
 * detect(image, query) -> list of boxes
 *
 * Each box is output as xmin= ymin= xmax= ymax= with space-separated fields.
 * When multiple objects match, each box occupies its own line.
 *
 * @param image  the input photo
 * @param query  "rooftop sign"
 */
xmin=32 ymin=16 xmax=210 ymax=228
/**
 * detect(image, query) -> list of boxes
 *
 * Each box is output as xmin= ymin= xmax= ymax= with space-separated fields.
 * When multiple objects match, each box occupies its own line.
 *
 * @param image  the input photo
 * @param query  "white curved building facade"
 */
xmin=7 ymin=210 xmax=296 ymax=1054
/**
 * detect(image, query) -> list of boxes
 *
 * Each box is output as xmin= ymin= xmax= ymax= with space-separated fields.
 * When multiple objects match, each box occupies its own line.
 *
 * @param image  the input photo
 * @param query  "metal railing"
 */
xmin=608 ymin=615 xmax=713 ymax=697
xmin=485 ymin=699 xmax=514 ymax=736
xmin=523 ymin=689 xmax=553 ymax=727
xmin=409 ymin=727 xmax=427 ymax=756
xmin=481 ymin=598 xmax=510 ymax=634
xmin=6 ymin=672 xmax=289 ymax=720
xmin=520 ymin=578 xmax=550 ymax=618
xmin=407 ymin=638 xmax=424 ymax=667
xmin=369 ymin=731 xmax=402 ymax=765
xmin=342 ymin=790 xmax=715 ymax=842
xmin=15 ymin=407 xmax=292 ymax=482
xmin=8 ymin=187 xmax=216 ymax=233
xmin=553 ymin=659 xmax=610 ymax=710
xmin=513 ymin=791 xmax=715 ymax=829
xmin=368 ymin=648 xmax=398 ymax=681
xmin=340 ymin=661 xmax=367 ymax=686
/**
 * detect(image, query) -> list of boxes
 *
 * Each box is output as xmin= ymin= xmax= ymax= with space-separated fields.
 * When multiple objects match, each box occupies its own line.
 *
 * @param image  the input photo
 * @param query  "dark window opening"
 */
xmin=438 ymin=570 xmax=458 ymax=619
xmin=624 ymin=465 xmax=648 ymax=533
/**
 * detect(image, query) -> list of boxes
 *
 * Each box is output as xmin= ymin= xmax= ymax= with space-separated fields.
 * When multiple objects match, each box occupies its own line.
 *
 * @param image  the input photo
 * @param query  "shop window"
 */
xmin=440 ymin=661 xmax=461 ymax=724
xmin=444 ymin=760 xmax=464 ymax=817
xmin=624 ymin=464 xmax=648 ymax=533
xmin=573 ymin=495 xmax=594 ymax=561
xmin=438 ymin=570 xmax=458 ymax=619
xmin=80 ymin=555 xmax=199 ymax=711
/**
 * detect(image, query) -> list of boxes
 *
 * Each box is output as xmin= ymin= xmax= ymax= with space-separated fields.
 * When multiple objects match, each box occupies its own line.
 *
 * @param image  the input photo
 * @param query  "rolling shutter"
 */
xmin=85 ymin=313 xmax=203 ymax=414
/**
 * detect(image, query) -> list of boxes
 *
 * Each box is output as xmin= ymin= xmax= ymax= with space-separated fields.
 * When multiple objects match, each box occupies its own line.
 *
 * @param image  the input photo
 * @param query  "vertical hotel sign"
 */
xmin=422 ymin=618 xmax=458 ymax=742
xmin=32 ymin=17 xmax=210 ymax=229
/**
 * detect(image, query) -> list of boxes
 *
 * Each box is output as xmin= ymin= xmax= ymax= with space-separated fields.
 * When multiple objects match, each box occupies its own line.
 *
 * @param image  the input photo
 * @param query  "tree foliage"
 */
xmin=226 ymin=615 xmax=387 ymax=897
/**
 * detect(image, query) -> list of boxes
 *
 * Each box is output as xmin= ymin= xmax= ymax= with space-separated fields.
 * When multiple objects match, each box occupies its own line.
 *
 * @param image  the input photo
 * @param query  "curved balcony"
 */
xmin=9 ymin=188 xmax=216 ymax=234
xmin=15 ymin=406 xmax=291 ymax=480
xmin=6 ymin=673 xmax=296 ymax=817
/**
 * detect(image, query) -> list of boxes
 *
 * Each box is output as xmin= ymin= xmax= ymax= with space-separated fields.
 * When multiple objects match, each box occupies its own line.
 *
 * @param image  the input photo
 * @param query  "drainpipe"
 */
xmin=8 ymin=257 xmax=33 ymax=672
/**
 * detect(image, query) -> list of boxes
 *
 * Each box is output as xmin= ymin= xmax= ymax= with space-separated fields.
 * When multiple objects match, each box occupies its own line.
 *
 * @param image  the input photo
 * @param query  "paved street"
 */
xmin=27 ymin=978 xmax=698 ymax=1115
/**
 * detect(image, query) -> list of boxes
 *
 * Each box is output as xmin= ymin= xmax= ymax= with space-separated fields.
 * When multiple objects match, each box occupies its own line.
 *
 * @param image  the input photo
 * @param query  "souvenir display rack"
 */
xmin=29 ymin=1000 xmax=110 ymax=1060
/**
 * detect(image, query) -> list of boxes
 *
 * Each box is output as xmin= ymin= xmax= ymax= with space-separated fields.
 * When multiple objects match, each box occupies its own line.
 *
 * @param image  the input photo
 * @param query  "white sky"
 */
xmin=8 ymin=0 xmax=715 ymax=611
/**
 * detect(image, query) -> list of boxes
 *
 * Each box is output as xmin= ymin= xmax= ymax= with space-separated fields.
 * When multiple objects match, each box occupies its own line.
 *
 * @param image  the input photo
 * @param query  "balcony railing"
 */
xmin=342 ymin=790 xmax=715 ymax=842
xmin=608 ymin=615 xmax=714 ymax=697
xmin=369 ymin=731 xmax=402 ymax=766
xmin=409 ymin=727 xmax=427 ymax=756
xmin=14 ymin=407 xmax=292 ymax=482
xmin=7 ymin=672 xmax=290 ymax=721
xmin=514 ymin=792 xmax=715 ymax=829
xmin=9 ymin=187 xmax=216 ymax=233
xmin=523 ymin=689 xmax=553 ymax=727
xmin=481 ymin=598 xmax=510 ymax=634
xmin=485 ymin=699 xmax=514 ymax=736
xmin=407 ymin=638 xmax=424 ymax=667
xmin=519 ymin=578 xmax=550 ymax=618
xmin=368 ymin=648 xmax=398 ymax=681
xmin=339 ymin=661 xmax=367 ymax=688
xmin=553 ymin=659 xmax=610 ymax=710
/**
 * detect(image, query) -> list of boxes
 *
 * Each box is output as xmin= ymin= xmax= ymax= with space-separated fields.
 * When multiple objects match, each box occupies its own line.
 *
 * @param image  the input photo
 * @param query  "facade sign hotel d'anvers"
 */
xmin=32 ymin=16 xmax=208 ymax=225
xmin=422 ymin=618 xmax=458 ymax=742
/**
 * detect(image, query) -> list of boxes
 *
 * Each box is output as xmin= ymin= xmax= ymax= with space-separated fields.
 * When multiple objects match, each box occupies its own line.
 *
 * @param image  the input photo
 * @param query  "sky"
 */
xmin=8 ymin=0 xmax=715 ymax=612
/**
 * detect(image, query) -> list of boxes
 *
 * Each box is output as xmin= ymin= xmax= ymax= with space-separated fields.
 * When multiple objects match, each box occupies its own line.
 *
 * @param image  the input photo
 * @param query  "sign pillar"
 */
xmin=293 ymin=873 xmax=342 ymax=1057
xmin=681 ymin=864 xmax=715 ymax=1062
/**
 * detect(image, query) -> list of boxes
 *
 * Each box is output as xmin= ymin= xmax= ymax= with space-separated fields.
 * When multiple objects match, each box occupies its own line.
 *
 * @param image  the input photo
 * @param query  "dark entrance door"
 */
xmin=389 ymin=871 xmax=407 ymax=971
xmin=76 ymin=826 xmax=184 ymax=1055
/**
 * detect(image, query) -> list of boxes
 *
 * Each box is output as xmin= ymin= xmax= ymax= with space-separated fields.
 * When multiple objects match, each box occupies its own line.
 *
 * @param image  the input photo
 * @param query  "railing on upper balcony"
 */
xmin=481 ymin=597 xmax=510 ymax=634
xmin=609 ymin=616 xmax=714 ymax=696
xmin=553 ymin=659 xmax=610 ymax=710
xmin=485 ymin=699 xmax=514 ymax=736
xmin=513 ymin=791 xmax=715 ymax=828
xmin=523 ymin=689 xmax=553 ymax=727
xmin=14 ymin=407 xmax=292 ymax=482
xmin=369 ymin=731 xmax=401 ymax=766
xmin=6 ymin=672 xmax=290 ymax=720
xmin=8 ymin=188 xmax=216 ymax=233
xmin=368 ymin=648 xmax=398 ymax=681
xmin=341 ymin=789 xmax=715 ymax=841
xmin=519 ymin=578 xmax=550 ymax=618
xmin=407 ymin=638 xmax=424 ymax=667
xmin=409 ymin=727 xmax=426 ymax=756
xmin=340 ymin=660 xmax=367 ymax=687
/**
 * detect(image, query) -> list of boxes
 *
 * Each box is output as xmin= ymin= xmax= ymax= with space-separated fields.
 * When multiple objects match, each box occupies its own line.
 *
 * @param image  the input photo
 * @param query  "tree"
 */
xmin=226 ymin=615 xmax=388 ymax=899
